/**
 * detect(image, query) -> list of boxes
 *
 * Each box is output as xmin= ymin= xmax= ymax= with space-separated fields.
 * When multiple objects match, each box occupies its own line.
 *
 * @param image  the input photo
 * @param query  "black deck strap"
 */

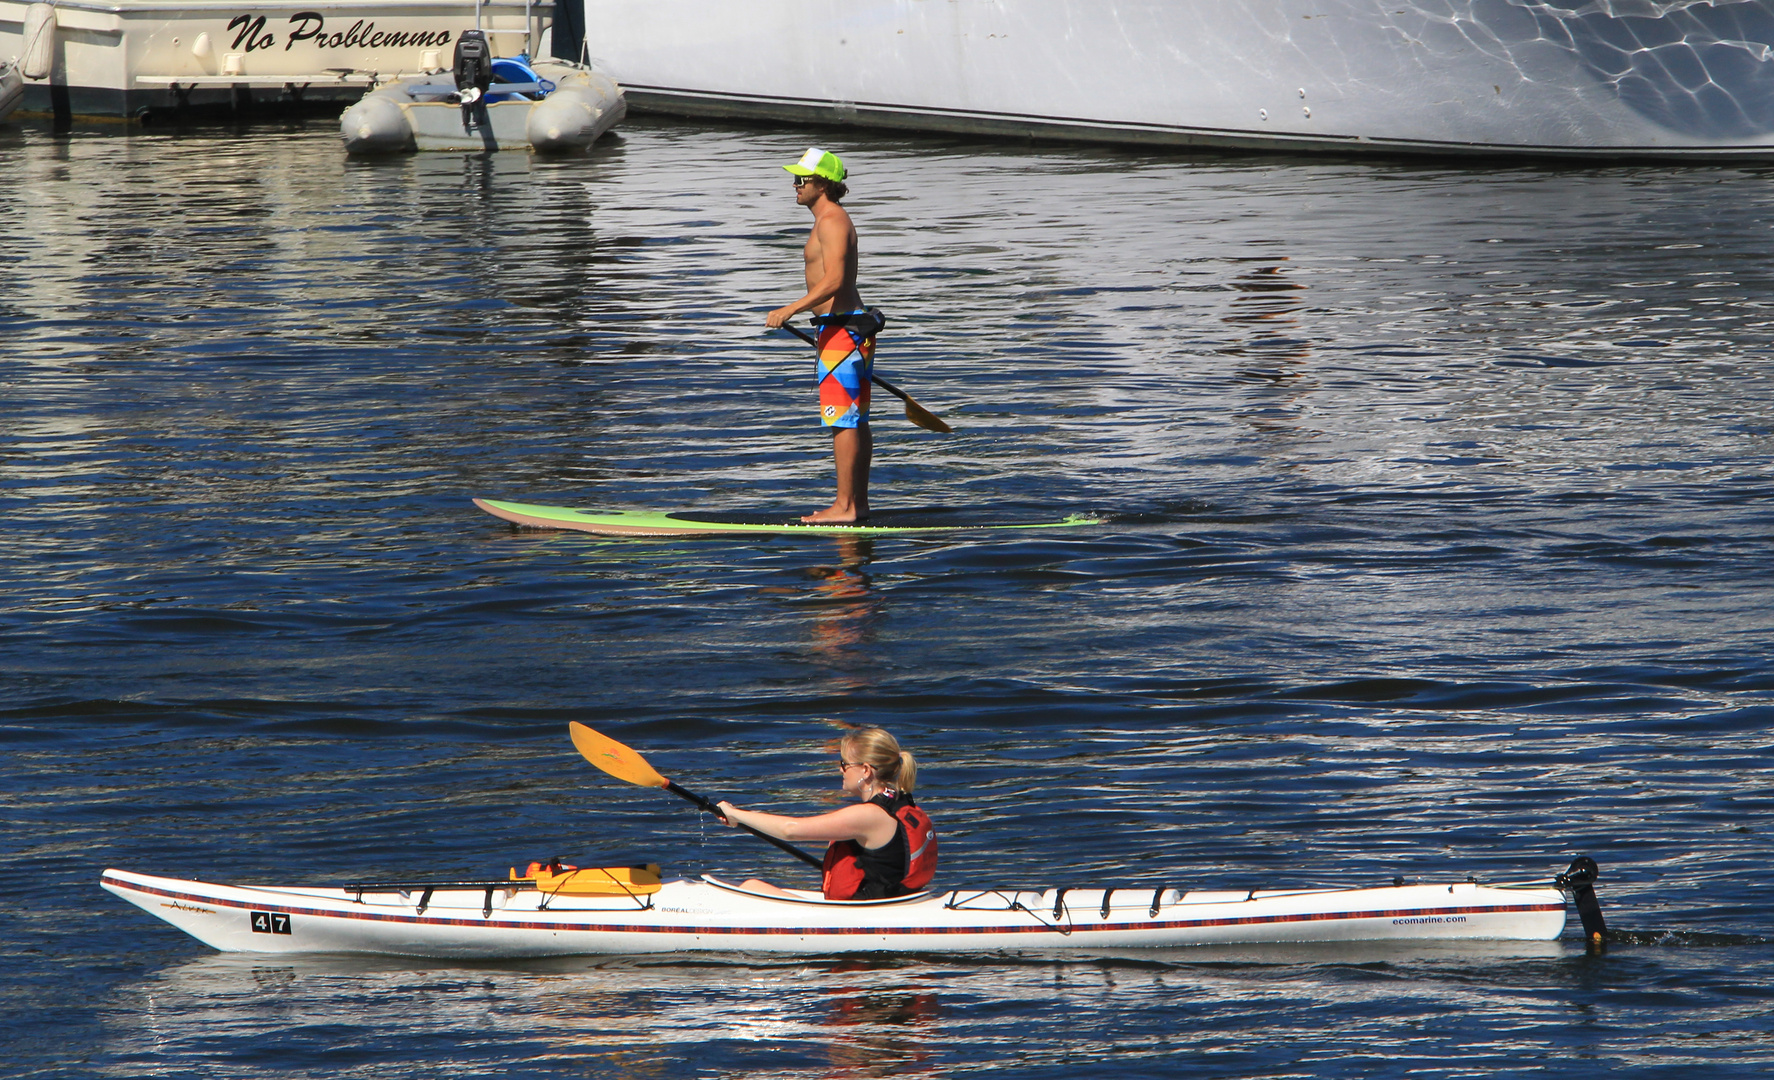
xmin=1101 ymin=889 xmax=1115 ymax=920
xmin=416 ymin=886 xmax=435 ymax=915
xmin=482 ymin=887 xmax=496 ymax=919
xmin=1011 ymin=900 xmax=1072 ymax=936
xmin=1555 ymin=856 xmax=1607 ymax=943
xmin=1052 ymin=887 xmax=1070 ymax=920
xmin=1150 ymin=885 xmax=1167 ymax=918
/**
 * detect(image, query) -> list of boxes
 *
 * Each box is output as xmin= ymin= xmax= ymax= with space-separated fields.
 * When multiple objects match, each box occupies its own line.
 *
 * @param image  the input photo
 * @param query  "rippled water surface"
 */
xmin=4 ymin=115 xmax=1774 ymax=1077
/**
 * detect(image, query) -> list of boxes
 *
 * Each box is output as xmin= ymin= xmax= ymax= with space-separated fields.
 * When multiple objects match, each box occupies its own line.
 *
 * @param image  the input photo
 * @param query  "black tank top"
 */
xmin=850 ymin=790 xmax=912 ymax=900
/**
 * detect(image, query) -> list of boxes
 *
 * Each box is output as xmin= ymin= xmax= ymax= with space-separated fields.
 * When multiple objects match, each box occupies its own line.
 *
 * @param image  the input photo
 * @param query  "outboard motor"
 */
xmin=453 ymin=29 xmax=493 ymax=130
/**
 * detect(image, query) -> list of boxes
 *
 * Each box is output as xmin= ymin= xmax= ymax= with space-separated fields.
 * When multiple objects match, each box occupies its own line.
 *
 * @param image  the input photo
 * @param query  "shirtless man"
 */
xmin=765 ymin=147 xmax=874 ymax=524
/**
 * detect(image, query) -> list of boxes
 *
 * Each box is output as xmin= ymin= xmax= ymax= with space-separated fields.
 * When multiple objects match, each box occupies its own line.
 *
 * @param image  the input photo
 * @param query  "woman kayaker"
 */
xmin=716 ymin=726 xmax=937 ymax=900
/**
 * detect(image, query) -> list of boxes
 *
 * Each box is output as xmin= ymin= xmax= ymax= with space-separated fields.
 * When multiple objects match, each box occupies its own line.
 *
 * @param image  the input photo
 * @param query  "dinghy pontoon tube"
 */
xmin=0 ymin=58 xmax=25 ymax=122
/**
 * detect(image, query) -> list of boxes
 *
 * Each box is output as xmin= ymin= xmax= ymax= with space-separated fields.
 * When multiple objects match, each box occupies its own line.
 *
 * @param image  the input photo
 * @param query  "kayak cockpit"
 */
xmin=700 ymin=875 xmax=935 ymax=906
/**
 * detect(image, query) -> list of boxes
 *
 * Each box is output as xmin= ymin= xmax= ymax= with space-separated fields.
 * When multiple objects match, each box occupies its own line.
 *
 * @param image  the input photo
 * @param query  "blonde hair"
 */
xmin=842 ymin=726 xmax=917 ymax=793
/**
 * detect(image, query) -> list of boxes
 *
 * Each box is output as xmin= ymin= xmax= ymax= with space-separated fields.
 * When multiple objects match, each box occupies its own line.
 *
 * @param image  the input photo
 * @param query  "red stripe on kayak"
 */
xmin=104 ymin=873 xmax=1564 ymax=938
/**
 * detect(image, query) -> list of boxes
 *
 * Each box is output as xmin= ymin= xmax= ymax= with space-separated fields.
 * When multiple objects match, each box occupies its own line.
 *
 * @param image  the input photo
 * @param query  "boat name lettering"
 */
xmin=249 ymin=910 xmax=293 ymax=934
xmin=228 ymin=14 xmax=275 ymax=52
xmin=161 ymin=901 xmax=216 ymax=915
xmin=285 ymin=13 xmax=453 ymax=52
xmin=1391 ymin=915 xmax=1466 ymax=925
xmin=227 ymin=13 xmax=453 ymax=53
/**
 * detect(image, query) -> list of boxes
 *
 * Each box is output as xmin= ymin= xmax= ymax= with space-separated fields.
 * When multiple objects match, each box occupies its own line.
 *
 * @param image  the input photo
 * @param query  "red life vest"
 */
xmin=821 ymin=789 xmax=937 ymax=900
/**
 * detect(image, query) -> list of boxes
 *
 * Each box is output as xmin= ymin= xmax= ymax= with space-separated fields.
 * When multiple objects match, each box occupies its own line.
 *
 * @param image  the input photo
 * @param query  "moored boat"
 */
xmin=0 ymin=0 xmax=580 ymax=122
xmin=100 ymin=857 xmax=1604 ymax=959
xmin=340 ymin=45 xmax=622 ymax=152
xmin=580 ymin=0 xmax=1774 ymax=160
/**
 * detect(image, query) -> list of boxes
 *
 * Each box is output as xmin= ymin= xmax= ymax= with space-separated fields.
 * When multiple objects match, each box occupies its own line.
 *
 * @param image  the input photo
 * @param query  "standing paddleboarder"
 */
xmin=765 ymin=147 xmax=878 ymax=524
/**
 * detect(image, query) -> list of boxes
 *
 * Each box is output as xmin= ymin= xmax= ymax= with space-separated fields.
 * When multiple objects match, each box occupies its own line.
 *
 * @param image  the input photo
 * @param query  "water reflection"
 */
xmin=755 ymin=537 xmax=883 ymax=692
xmin=1222 ymin=254 xmax=1312 ymax=379
xmin=102 ymin=942 xmax=1608 ymax=1078
xmin=1505 ymin=0 xmax=1774 ymax=137
xmin=816 ymin=960 xmax=943 ymax=1079
xmin=804 ymin=538 xmax=880 ymax=674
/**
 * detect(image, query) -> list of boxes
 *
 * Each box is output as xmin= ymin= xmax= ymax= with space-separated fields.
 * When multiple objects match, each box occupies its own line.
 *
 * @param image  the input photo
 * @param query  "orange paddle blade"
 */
xmin=569 ymin=722 xmax=668 ymax=788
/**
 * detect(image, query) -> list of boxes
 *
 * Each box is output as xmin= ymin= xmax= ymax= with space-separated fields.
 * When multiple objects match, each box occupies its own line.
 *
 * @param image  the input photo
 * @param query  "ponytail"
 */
xmin=897 ymin=750 xmax=918 ymax=794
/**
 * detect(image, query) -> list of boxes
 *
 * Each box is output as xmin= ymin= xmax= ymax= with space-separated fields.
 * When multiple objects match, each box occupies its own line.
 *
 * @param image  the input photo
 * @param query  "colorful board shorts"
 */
xmin=814 ymin=310 xmax=879 ymax=429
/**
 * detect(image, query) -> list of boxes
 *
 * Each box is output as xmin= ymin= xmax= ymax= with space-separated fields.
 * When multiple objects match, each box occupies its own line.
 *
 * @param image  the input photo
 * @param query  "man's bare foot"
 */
xmin=801 ymin=502 xmax=868 ymax=524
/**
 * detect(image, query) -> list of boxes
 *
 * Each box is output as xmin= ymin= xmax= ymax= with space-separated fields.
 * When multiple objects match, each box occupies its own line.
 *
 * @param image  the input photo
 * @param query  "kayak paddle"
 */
xmin=568 ymin=721 xmax=823 ymax=869
xmin=777 ymin=323 xmax=954 ymax=434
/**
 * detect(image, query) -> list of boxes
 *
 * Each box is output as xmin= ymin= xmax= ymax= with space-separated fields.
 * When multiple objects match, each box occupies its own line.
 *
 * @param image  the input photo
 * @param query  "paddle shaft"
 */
xmin=662 ymin=779 xmax=825 ymax=869
xmin=568 ymin=722 xmax=825 ymax=871
xmin=779 ymin=323 xmax=917 ymax=406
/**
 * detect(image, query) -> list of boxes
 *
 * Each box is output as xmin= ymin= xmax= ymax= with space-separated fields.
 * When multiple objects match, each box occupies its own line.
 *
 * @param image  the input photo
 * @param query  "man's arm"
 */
xmin=765 ymin=213 xmax=854 ymax=328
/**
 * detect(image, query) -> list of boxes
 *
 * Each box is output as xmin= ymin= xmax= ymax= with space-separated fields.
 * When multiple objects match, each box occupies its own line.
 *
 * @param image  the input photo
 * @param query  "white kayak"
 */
xmin=100 ymin=859 xmax=1604 ymax=959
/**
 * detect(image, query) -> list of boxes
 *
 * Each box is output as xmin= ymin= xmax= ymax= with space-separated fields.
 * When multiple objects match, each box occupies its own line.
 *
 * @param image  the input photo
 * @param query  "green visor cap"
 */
xmin=784 ymin=147 xmax=847 ymax=182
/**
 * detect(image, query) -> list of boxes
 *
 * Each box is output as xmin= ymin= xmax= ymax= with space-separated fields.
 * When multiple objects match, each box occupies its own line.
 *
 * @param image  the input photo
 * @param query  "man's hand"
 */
xmin=765 ymin=307 xmax=798 ymax=329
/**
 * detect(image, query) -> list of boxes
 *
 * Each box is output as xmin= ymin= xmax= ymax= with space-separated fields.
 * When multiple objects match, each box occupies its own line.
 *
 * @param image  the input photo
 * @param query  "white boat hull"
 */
xmin=579 ymin=0 xmax=1774 ymax=159
xmin=340 ymin=59 xmax=623 ymax=152
xmin=102 ymin=867 xmax=1574 ymax=958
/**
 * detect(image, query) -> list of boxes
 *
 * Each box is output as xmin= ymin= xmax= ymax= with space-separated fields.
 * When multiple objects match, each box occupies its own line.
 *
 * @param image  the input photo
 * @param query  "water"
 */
xmin=3 ymin=114 xmax=1773 ymax=1077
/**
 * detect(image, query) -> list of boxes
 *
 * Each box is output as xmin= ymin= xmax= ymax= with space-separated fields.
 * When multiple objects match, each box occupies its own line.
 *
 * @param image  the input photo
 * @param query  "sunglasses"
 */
xmin=794 ymin=175 xmax=814 ymax=188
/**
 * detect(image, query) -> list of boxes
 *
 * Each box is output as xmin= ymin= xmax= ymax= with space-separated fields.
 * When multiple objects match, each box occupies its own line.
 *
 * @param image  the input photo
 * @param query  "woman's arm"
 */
xmin=717 ymin=800 xmax=896 ymax=849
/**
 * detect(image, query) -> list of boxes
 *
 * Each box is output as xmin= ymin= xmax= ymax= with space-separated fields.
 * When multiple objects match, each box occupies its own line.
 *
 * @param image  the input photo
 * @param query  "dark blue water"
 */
xmin=4 ymin=115 xmax=1773 ymax=1077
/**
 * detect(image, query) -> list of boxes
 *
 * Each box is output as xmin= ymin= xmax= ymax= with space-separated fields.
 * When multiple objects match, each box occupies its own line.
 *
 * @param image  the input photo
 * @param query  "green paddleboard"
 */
xmin=473 ymin=499 xmax=1102 ymax=537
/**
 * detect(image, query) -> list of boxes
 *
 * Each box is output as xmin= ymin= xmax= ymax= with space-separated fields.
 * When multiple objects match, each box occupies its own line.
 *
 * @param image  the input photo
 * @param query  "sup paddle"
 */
xmin=777 ymin=323 xmax=955 ymax=434
xmin=568 ymin=721 xmax=824 ymax=869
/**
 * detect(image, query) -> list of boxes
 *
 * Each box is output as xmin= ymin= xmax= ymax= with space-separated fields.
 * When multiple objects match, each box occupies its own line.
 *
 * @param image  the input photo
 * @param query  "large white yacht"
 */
xmin=0 ymin=0 xmax=576 ymax=122
xmin=578 ymin=0 xmax=1774 ymax=158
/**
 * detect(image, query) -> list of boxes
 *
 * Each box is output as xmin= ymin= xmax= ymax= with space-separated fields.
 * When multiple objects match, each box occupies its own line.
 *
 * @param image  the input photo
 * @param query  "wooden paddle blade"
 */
xmin=569 ymin=722 xmax=668 ymax=789
xmin=899 ymin=394 xmax=953 ymax=434
xmin=870 ymin=374 xmax=954 ymax=434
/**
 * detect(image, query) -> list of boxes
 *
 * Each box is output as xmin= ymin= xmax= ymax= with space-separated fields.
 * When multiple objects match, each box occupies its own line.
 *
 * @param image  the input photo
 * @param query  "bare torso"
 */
xmin=804 ymin=202 xmax=863 ymax=315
